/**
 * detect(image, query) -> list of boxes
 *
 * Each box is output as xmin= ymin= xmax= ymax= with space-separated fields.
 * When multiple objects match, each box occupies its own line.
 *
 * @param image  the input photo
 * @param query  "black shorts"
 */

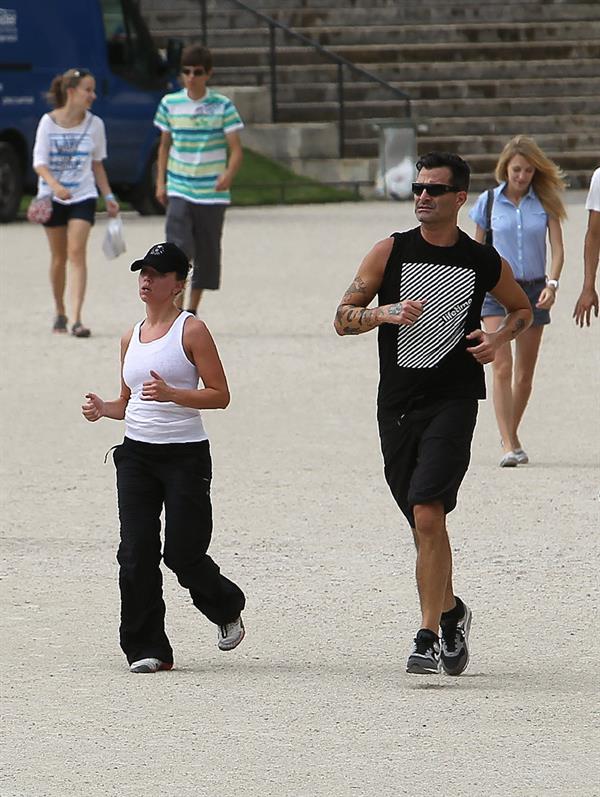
xmin=378 ymin=397 xmax=478 ymax=528
xmin=43 ymin=198 xmax=96 ymax=227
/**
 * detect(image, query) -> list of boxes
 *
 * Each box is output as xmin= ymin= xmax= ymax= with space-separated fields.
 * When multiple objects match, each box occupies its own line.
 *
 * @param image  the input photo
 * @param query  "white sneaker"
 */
xmin=513 ymin=447 xmax=529 ymax=464
xmin=129 ymin=657 xmax=173 ymax=673
xmin=218 ymin=616 xmax=245 ymax=651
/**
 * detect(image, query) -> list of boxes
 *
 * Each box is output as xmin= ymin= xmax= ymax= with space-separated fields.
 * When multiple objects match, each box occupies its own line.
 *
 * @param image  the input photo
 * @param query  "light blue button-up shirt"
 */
xmin=469 ymin=182 xmax=549 ymax=281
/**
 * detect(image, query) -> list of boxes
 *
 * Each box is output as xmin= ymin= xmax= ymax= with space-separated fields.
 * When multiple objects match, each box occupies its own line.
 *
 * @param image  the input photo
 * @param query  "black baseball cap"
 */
xmin=130 ymin=242 xmax=190 ymax=279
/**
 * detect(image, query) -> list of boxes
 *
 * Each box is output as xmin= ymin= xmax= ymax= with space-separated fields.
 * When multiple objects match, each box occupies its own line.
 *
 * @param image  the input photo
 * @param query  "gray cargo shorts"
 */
xmin=166 ymin=197 xmax=226 ymax=290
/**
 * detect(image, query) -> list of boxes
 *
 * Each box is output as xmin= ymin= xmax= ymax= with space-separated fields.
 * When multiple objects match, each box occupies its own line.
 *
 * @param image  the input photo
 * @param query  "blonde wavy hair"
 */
xmin=495 ymin=135 xmax=567 ymax=220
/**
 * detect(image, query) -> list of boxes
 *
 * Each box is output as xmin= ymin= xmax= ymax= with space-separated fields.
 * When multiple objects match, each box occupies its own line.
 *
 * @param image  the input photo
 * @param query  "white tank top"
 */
xmin=123 ymin=311 xmax=208 ymax=444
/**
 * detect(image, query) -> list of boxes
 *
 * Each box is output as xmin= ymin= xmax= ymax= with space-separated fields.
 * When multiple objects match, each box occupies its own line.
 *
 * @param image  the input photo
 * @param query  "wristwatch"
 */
xmin=547 ymin=278 xmax=559 ymax=289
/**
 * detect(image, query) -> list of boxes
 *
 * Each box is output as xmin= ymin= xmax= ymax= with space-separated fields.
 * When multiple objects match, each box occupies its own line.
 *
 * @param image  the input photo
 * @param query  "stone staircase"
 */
xmin=141 ymin=0 xmax=600 ymax=190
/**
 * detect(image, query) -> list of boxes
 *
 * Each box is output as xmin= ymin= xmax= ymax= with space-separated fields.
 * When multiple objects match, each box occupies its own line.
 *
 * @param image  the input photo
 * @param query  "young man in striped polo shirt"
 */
xmin=154 ymin=45 xmax=244 ymax=312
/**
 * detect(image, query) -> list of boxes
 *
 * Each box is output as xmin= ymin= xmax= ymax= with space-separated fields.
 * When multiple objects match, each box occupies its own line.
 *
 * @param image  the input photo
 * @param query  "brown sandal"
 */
xmin=71 ymin=321 xmax=91 ymax=338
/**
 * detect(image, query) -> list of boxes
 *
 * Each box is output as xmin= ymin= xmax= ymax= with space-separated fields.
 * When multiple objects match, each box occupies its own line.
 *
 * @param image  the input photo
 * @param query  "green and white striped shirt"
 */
xmin=154 ymin=88 xmax=243 ymax=204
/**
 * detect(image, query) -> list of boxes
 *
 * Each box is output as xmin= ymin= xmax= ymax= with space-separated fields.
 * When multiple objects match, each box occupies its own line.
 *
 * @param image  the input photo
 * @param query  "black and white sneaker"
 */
xmin=406 ymin=629 xmax=441 ymax=674
xmin=440 ymin=602 xmax=472 ymax=676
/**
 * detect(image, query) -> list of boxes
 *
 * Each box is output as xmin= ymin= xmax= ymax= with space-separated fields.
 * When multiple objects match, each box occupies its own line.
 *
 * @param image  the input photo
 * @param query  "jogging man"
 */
xmin=334 ymin=152 xmax=532 ymax=675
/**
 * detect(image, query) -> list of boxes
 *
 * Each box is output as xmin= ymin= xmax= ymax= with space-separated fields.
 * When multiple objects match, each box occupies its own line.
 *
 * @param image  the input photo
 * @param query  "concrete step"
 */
xmin=345 ymin=114 xmax=599 ymax=138
xmin=242 ymin=122 xmax=339 ymax=159
xmin=346 ymin=134 xmax=600 ymax=157
xmin=201 ymin=0 xmax=599 ymax=8
xmin=178 ymin=3 xmax=600 ymax=29
xmin=275 ymin=77 xmax=600 ymax=103
xmin=212 ymin=40 xmax=600 ymax=67
xmin=417 ymin=132 xmax=600 ymax=155
xmin=278 ymin=96 xmax=600 ymax=123
xmin=215 ymin=86 xmax=271 ymax=124
xmin=278 ymin=156 xmax=378 ymax=184
xmin=345 ymin=129 xmax=600 ymax=158
xmin=214 ymin=58 xmax=600 ymax=85
xmin=201 ymin=21 xmax=600 ymax=49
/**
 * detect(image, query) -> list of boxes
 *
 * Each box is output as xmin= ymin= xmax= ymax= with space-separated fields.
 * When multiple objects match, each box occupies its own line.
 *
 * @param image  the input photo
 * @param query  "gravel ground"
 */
xmin=1 ymin=194 xmax=598 ymax=797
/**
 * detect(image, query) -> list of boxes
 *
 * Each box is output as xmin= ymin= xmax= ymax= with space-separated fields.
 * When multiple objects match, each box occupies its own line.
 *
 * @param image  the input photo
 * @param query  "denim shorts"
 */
xmin=44 ymin=197 xmax=96 ymax=227
xmin=481 ymin=277 xmax=550 ymax=326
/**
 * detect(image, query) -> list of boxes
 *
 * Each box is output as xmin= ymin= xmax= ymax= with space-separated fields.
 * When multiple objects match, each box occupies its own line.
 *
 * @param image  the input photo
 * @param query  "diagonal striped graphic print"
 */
xmin=396 ymin=262 xmax=476 ymax=368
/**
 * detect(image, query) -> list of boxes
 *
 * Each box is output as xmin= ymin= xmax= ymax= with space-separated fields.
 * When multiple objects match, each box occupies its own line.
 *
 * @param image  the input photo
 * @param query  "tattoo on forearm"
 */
xmin=511 ymin=318 xmax=525 ymax=337
xmin=335 ymin=304 xmax=378 ymax=334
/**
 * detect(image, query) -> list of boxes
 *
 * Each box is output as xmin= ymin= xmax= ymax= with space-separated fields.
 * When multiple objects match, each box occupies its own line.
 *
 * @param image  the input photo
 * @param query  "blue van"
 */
xmin=0 ymin=0 xmax=181 ymax=221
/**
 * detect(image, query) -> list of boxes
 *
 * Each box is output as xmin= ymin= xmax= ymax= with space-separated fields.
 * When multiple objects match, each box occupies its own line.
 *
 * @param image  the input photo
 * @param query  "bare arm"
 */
xmin=573 ymin=210 xmax=600 ymax=326
xmin=333 ymin=238 xmax=425 ymax=335
xmin=536 ymin=216 xmax=564 ymax=310
xmin=473 ymin=224 xmax=486 ymax=245
xmin=215 ymin=131 xmax=243 ymax=192
xmin=91 ymin=160 xmax=120 ymax=217
xmin=155 ymin=130 xmax=171 ymax=206
xmin=466 ymin=259 xmax=532 ymax=363
xmin=81 ymin=331 xmax=132 ymax=421
xmin=140 ymin=319 xmax=230 ymax=409
xmin=34 ymin=164 xmax=71 ymax=200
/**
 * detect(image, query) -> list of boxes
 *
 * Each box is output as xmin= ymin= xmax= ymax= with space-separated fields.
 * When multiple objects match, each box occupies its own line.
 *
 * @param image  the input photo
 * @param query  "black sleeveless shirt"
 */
xmin=377 ymin=226 xmax=502 ymax=412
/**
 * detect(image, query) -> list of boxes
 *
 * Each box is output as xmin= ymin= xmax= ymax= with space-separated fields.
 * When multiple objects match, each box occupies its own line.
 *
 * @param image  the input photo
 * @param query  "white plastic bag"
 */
xmin=383 ymin=156 xmax=415 ymax=200
xmin=102 ymin=215 xmax=126 ymax=260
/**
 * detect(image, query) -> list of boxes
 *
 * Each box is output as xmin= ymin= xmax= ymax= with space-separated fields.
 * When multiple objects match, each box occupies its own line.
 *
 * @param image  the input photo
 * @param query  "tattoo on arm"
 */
xmin=511 ymin=318 xmax=525 ymax=338
xmin=387 ymin=302 xmax=403 ymax=316
xmin=345 ymin=276 xmax=368 ymax=297
xmin=335 ymin=304 xmax=380 ymax=334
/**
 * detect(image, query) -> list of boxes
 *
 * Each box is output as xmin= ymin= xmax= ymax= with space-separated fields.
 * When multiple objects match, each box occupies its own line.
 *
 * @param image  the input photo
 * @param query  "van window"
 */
xmin=101 ymin=0 xmax=165 ymax=89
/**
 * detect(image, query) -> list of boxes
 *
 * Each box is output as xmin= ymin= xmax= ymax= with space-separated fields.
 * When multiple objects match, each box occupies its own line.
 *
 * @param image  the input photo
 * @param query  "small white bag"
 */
xmin=102 ymin=215 xmax=126 ymax=260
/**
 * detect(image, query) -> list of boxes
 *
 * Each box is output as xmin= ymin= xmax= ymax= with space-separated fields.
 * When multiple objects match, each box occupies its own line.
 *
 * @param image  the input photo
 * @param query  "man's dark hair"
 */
xmin=181 ymin=44 xmax=213 ymax=72
xmin=415 ymin=152 xmax=471 ymax=192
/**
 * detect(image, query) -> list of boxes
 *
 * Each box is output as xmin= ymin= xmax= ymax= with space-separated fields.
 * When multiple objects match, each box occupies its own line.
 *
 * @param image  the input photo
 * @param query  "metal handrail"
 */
xmin=198 ymin=0 xmax=411 ymax=157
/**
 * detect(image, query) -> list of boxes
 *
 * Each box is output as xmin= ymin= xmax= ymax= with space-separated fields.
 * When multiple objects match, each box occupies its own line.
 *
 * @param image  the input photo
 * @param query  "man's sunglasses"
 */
xmin=412 ymin=183 xmax=460 ymax=197
xmin=181 ymin=67 xmax=207 ymax=77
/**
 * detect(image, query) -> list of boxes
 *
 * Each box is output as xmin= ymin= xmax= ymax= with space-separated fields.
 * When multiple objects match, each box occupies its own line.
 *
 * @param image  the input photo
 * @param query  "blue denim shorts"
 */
xmin=481 ymin=277 xmax=550 ymax=326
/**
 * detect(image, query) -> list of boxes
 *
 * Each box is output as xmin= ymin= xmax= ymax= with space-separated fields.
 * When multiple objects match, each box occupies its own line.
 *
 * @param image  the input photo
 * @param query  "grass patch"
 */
xmin=232 ymin=149 xmax=361 ymax=205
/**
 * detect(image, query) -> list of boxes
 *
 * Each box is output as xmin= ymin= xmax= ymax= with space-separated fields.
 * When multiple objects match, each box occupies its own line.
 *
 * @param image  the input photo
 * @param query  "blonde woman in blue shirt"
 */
xmin=470 ymin=136 xmax=566 ymax=466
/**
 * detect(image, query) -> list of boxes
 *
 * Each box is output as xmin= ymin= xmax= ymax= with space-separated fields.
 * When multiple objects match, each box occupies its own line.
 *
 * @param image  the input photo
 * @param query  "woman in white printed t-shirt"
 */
xmin=32 ymin=68 xmax=120 ymax=337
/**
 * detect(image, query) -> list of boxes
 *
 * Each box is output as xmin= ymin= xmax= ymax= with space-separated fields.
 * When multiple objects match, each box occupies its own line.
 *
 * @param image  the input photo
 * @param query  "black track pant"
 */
xmin=114 ymin=437 xmax=245 ymax=665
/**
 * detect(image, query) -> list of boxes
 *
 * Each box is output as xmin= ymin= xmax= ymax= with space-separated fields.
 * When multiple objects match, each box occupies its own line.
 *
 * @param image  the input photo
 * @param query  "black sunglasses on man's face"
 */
xmin=181 ymin=67 xmax=207 ymax=77
xmin=412 ymin=182 xmax=460 ymax=197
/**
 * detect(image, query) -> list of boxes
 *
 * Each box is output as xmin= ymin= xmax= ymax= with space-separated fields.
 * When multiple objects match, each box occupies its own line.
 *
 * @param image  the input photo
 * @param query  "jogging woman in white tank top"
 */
xmin=82 ymin=242 xmax=245 ymax=673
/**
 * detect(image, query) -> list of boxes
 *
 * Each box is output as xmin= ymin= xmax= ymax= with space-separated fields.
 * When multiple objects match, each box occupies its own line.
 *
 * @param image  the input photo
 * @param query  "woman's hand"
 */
xmin=54 ymin=183 xmax=72 ymax=201
xmin=82 ymin=393 xmax=105 ymax=422
xmin=141 ymin=370 xmax=174 ymax=402
xmin=536 ymin=286 xmax=557 ymax=310
xmin=106 ymin=197 xmax=120 ymax=217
